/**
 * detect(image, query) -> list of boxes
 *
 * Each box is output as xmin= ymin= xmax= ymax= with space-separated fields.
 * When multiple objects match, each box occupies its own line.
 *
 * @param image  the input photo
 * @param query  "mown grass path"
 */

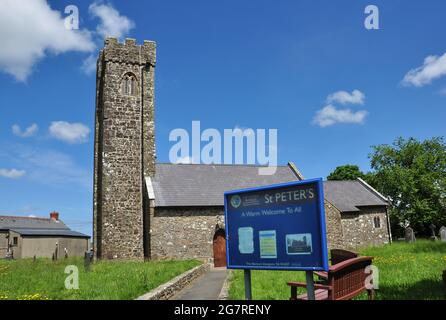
xmin=229 ymin=241 xmax=446 ymax=300
xmin=0 ymin=258 xmax=200 ymax=300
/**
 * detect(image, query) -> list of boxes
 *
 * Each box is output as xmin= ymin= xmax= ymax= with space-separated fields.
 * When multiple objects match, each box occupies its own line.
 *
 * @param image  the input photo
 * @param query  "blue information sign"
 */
xmin=224 ymin=178 xmax=329 ymax=271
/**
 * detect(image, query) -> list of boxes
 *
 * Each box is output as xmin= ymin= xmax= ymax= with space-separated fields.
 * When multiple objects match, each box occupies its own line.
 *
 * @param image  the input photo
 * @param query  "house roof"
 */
xmin=150 ymin=163 xmax=389 ymax=212
xmin=323 ymin=180 xmax=388 ymax=212
xmin=151 ymin=163 xmax=300 ymax=207
xmin=9 ymin=228 xmax=89 ymax=238
xmin=0 ymin=216 xmax=69 ymax=230
xmin=0 ymin=216 xmax=90 ymax=238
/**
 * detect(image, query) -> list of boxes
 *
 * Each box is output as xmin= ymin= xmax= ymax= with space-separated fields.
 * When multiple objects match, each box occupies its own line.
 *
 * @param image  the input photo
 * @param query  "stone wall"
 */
xmin=136 ymin=263 xmax=210 ymax=300
xmin=93 ymin=38 xmax=156 ymax=260
xmin=150 ymin=207 xmax=225 ymax=261
xmin=151 ymin=202 xmax=347 ymax=261
xmin=151 ymin=204 xmax=389 ymax=261
xmin=324 ymin=200 xmax=344 ymax=249
xmin=341 ymin=207 xmax=390 ymax=248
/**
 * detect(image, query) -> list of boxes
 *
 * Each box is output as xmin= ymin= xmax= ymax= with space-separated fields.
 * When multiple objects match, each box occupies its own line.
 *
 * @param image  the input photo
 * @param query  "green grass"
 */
xmin=0 ymin=258 xmax=200 ymax=300
xmin=229 ymin=240 xmax=446 ymax=300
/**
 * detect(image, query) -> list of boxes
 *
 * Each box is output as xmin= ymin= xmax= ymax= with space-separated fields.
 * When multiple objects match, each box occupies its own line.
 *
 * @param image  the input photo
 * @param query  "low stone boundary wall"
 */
xmin=218 ymin=270 xmax=231 ymax=300
xmin=136 ymin=263 xmax=210 ymax=300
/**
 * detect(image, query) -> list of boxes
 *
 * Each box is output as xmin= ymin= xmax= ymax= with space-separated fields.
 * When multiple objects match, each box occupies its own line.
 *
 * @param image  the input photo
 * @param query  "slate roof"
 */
xmin=151 ymin=163 xmax=300 ymax=207
xmin=0 ymin=216 xmax=90 ymax=238
xmin=0 ymin=216 xmax=69 ymax=230
xmin=150 ymin=164 xmax=389 ymax=212
xmin=324 ymin=180 xmax=388 ymax=212
xmin=9 ymin=228 xmax=89 ymax=238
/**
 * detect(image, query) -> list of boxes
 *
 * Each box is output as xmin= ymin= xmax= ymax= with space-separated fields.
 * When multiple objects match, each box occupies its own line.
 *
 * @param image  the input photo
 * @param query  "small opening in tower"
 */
xmin=121 ymin=73 xmax=138 ymax=96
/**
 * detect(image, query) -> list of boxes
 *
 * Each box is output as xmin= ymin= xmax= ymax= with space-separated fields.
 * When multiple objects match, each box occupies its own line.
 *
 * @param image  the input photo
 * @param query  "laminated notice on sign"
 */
xmin=259 ymin=230 xmax=277 ymax=259
xmin=238 ymin=227 xmax=254 ymax=254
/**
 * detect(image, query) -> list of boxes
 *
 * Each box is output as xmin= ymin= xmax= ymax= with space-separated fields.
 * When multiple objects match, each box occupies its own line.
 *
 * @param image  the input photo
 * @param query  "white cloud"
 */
xmin=89 ymin=2 xmax=135 ymax=39
xmin=313 ymin=105 xmax=368 ymax=127
xmin=3 ymin=144 xmax=91 ymax=188
xmin=49 ymin=121 xmax=90 ymax=144
xmin=0 ymin=168 xmax=26 ymax=179
xmin=25 ymin=150 xmax=90 ymax=187
xmin=80 ymin=2 xmax=135 ymax=75
xmin=0 ymin=0 xmax=95 ymax=81
xmin=81 ymin=54 xmax=97 ymax=75
xmin=326 ymin=90 xmax=365 ymax=105
xmin=402 ymin=53 xmax=446 ymax=87
xmin=12 ymin=124 xmax=39 ymax=138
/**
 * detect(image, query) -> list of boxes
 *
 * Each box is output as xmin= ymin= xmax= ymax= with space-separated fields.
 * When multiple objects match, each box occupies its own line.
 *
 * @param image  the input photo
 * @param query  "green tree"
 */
xmin=369 ymin=137 xmax=446 ymax=235
xmin=327 ymin=164 xmax=365 ymax=181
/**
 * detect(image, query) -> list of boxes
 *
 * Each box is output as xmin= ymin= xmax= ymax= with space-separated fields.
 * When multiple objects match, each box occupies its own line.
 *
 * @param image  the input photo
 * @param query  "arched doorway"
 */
xmin=213 ymin=229 xmax=226 ymax=267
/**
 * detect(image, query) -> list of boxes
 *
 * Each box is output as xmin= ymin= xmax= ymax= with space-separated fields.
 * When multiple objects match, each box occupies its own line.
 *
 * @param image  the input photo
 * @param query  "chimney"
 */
xmin=50 ymin=211 xmax=59 ymax=221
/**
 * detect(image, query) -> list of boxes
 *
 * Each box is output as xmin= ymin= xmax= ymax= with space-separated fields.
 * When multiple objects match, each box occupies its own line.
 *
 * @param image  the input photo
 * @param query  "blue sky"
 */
xmin=1 ymin=0 xmax=445 ymax=235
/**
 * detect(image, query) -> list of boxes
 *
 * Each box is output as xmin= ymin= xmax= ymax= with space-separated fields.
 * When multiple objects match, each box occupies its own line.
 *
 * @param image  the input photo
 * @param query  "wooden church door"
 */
xmin=213 ymin=229 xmax=227 ymax=267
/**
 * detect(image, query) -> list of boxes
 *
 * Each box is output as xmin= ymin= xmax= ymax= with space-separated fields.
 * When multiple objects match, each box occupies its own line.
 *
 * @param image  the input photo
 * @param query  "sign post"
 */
xmin=224 ymin=178 xmax=329 ymax=300
xmin=305 ymin=271 xmax=316 ymax=300
xmin=244 ymin=269 xmax=252 ymax=300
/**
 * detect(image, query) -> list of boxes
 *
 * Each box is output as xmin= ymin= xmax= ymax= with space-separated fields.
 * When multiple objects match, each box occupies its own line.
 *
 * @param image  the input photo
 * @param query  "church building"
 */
xmin=93 ymin=38 xmax=391 ymax=264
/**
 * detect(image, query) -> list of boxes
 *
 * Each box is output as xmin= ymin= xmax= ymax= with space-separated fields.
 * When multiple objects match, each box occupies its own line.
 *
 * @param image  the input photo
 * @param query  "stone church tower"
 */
xmin=93 ymin=38 xmax=156 ymax=260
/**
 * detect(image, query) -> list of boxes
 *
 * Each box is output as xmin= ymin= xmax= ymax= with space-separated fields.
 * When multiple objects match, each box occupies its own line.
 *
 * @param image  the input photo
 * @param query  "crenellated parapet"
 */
xmin=101 ymin=37 xmax=156 ymax=66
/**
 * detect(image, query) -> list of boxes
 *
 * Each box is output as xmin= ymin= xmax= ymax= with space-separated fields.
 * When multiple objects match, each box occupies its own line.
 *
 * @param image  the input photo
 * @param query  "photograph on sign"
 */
xmin=224 ymin=178 xmax=329 ymax=271
xmin=286 ymin=233 xmax=312 ymax=255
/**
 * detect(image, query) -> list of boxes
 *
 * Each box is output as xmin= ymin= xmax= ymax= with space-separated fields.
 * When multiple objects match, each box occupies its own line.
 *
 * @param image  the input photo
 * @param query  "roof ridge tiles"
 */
xmin=155 ymin=162 xmax=289 ymax=168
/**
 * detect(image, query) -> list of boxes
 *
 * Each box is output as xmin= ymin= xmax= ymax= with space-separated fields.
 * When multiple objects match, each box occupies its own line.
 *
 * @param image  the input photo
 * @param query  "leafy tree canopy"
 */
xmin=369 ymin=137 xmax=446 ymax=233
xmin=327 ymin=164 xmax=365 ymax=181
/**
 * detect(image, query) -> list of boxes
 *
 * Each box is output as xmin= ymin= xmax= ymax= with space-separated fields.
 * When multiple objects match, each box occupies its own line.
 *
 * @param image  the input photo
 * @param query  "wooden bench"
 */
xmin=314 ymin=249 xmax=358 ymax=281
xmin=287 ymin=256 xmax=375 ymax=300
xmin=330 ymin=249 xmax=359 ymax=265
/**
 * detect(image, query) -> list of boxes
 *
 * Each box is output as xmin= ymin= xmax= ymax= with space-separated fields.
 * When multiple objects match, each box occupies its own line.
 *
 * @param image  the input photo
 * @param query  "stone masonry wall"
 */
xmin=341 ymin=207 xmax=390 ymax=248
xmin=93 ymin=38 xmax=156 ymax=260
xmin=151 ymin=207 xmax=225 ymax=261
xmin=136 ymin=264 xmax=210 ymax=300
xmin=151 ymin=203 xmax=346 ymax=261
xmin=324 ymin=200 xmax=344 ymax=249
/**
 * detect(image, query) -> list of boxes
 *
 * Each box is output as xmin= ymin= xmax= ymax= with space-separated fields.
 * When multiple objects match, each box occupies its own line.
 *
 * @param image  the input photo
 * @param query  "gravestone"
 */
xmin=5 ymin=249 xmax=12 ymax=260
xmin=84 ymin=251 xmax=94 ymax=272
xmin=440 ymin=226 xmax=446 ymax=242
xmin=405 ymin=227 xmax=416 ymax=243
xmin=429 ymin=224 xmax=438 ymax=241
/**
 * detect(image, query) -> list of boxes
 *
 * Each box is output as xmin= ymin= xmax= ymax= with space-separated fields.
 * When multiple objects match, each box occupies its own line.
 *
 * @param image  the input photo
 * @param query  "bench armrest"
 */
xmin=287 ymin=281 xmax=332 ymax=300
xmin=329 ymin=256 xmax=374 ymax=272
xmin=287 ymin=281 xmax=331 ymax=291
xmin=314 ymin=271 xmax=328 ymax=279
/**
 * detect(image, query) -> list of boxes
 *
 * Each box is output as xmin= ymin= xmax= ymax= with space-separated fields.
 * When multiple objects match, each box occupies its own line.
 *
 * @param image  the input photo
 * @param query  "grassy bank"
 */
xmin=229 ymin=240 xmax=446 ymax=300
xmin=0 ymin=258 xmax=200 ymax=300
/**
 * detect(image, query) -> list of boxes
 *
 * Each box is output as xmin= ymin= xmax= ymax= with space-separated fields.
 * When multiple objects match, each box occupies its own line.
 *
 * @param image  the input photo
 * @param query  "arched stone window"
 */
xmin=121 ymin=73 xmax=138 ymax=96
xmin=373 ymin=216 xmax=381 ymax=229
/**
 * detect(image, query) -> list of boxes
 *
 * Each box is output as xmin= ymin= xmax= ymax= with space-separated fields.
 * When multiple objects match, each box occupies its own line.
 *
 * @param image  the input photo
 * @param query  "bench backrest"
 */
xmin=330 ymin=249 xmax=358 ymax=265
xmin=327 ymin=256 xmax=373 ymax=300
